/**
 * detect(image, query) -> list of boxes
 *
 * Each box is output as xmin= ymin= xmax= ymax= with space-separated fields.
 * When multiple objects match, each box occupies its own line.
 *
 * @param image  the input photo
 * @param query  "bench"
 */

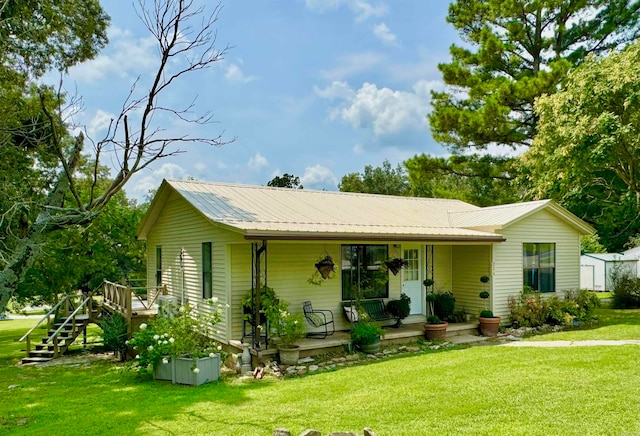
xmin=341 ymin=299 xmax=395 ymax=325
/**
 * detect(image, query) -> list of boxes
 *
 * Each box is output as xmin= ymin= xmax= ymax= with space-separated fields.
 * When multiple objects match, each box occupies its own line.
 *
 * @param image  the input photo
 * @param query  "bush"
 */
xmin=102 ymin=313 xmax=128 ymax=361
xmin=387 ymin=293 xmax=411 ymax=322
xmin=350 ymin=321 xmax=384 ymax=347
xmin=508 ymin=288 xmax=600 ymax=328
xmin=611 ymin=273 xmax=640 ymax=309
xmin=433 ymin=291 xmax=456 ymax=321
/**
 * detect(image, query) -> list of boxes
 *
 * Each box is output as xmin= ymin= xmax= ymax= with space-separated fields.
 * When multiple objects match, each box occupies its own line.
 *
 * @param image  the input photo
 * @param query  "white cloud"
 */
xmin=373 ymin=22 xmax=397 ymax=45
xmin=247 ymin=153 xmax=268 ymax=170
xmin=305 ymin=0 xmax=387 ymax=22
xmin=66 ymin=26 xmax=157 ymax=83
xmin=353 ymin=143 xmax=365 ymax=154
xmin=300 ymin=165 xmax=338 ymax=187
xmin=128 ymin=163 xmax=187 ymax=200
xmin=225 ymin=63 xmax=257 ymax=83
xmin=87 ymin=109 xmax=115 ymax=139
xmin=320 ymin=52 xmax=386 ymax=81
xmin=317 ymin=80 xmax=442 ymax=136
xmin=314 ymin=81 xmax=355 ymax=100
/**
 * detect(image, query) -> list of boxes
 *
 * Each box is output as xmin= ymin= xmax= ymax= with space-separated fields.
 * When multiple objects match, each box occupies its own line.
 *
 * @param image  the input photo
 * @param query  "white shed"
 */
xmin=622 ymin=246 xmax=640 ymax=278
xmin=580 ymin=253 xmax=637 ymax=291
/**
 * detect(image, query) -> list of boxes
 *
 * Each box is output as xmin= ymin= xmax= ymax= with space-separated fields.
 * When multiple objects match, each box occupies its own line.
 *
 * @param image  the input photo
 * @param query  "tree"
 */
xmin=267 ymin=174 xmax=303 ymax=189
xmin=404 ymin=153 xmax=520 ymax=206
xmin=430 ymin=0 xmax=640 ymax=153
xmin=524 ymin=42 xmax=640 ymax=251
xmin=339 ymin=160 xmax=408 ymax=196
xmin=0 ymin=0 xmax=231 ymax=314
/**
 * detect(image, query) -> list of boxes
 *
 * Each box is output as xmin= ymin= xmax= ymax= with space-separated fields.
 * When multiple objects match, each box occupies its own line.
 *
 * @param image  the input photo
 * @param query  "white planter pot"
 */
xmin=278 ymin=346 xmax=300 ymax=365
xmin=172 ymin=355 xmax=220 ymax=386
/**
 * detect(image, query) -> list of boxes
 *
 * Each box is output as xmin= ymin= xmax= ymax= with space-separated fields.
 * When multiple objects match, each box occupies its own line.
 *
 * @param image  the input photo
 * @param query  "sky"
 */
xmin=57 ymin=0 xmax=462 ymax=201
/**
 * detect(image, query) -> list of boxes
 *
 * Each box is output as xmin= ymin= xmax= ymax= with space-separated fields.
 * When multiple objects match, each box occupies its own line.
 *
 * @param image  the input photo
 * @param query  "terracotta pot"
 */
xmin=478 ymin=316 xmax=501 ymax=337
xmin=423 ymin=322 xmax=448 ymax=341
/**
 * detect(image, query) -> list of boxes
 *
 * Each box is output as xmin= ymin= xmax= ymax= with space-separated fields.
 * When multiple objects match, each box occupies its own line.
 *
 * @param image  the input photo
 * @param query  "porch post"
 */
xmin=252 ymin=241 xmax=267 ymax=349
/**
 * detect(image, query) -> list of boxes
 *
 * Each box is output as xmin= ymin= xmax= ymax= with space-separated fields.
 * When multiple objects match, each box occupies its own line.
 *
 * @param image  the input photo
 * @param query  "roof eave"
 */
xmin=243 ymin=231 xmax=505 ymax=243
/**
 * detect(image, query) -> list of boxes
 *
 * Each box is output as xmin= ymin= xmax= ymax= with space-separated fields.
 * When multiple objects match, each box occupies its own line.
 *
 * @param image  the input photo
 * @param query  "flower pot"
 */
xmin=359 ymin=338 xmax=381 ymax=354
xmin=478 ymin=316 xmax=501 ymax=337
xmin=153 ymin=357 xmax=173 ymax=381
xmin=314 ymin=256 xmax=335 ymax=279
xmin=423 ymin=322 xmax=448 ymax=341
xmin=173 ymin=355 xmax=220 ymax=386
xmin=278 ymin=345 xmax=300 ymax=365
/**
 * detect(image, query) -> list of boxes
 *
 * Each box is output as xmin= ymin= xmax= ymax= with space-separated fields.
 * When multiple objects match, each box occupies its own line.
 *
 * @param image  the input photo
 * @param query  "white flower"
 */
xmin=157 ymin=340 xmax=162 ymax=345
xmin=135 ymin=354 xmax=140 ymax=359
xmin=139 ymin=323 xmax=147 ymax=330
xmin=193 ymin=367 xmax=200 ymax=374
xmin=163 ymin=340 xmax=168 ymax=345
xmin=162 ymin=358 xmax=169 ymax=364
xmin=179 ymin=306 xmax=186 ymax=313
xmin=209 ymin=352 xmax=215 ymax=358
xmin=217 ymin=345 xmax=222 ymax=351
xmin=125 ymin=340 xmax=129 ymax=345
xmin=169 ymin=337 xmax=175 ymax=343
xmin=211 ymin=296 xmax=219 ymax=303
xmin=153 ymin=335 xmax=160 ymax=340
xmin=148 ymin=345 xmax=153 ymax=351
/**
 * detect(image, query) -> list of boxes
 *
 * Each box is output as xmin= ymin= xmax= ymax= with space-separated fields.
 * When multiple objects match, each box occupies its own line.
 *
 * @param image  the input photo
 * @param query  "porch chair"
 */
xmin=302 ymin=301 xmax=335 ymax=339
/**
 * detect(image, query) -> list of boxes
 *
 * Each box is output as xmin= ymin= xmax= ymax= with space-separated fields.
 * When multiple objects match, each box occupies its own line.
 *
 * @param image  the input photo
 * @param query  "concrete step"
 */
xmin=22 ymin=356 xmax=54 ymax=364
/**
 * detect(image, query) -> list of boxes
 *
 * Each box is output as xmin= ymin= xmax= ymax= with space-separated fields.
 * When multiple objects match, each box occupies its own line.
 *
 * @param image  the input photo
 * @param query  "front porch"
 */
xmin=229 ymin=321 xmax=485 ymax=361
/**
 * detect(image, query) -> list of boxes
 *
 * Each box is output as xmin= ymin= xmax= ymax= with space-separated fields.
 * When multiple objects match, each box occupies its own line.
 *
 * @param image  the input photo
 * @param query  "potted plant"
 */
xmin=384 ymin=257 xmax=409 ymax=275
xmin=478 ymin=276 xmax=501 ymax=336
xmin=314 ymin=255 xmax=336 ymax=279
xmin=271 ymin=299 xmax=307 ymax=365
xmin=423 ymin=315 xmax=448 ymax=341
xmin=350 ymin=320 xmax=384 ymax=353
xmin=127 ymin=299 xmax=225 ymax=385
xmin=433 ymin=290 xmax=456 ymax=322
xmin=386 ymin=293 xmax=411 ymax=327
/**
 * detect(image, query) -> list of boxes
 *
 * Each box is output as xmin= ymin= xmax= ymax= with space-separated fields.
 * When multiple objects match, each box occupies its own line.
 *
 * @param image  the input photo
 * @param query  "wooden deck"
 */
xmin=229 ymin=321 xmax=482 ymax=360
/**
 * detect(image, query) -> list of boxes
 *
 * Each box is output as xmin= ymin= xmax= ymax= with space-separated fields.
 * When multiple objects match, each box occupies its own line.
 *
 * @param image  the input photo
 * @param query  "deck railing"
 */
xmin=18 ymin=296 xmax=71 ymax=353
xmin=102 ymin=279 xmax=167 ymax=322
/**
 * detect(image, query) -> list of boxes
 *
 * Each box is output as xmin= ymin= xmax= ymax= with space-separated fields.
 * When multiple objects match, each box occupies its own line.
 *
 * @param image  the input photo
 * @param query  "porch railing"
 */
xmin=102 ymin=279 xmax=167 ymax=321
xmin=18 ymin=296 xmax=71 ymax=353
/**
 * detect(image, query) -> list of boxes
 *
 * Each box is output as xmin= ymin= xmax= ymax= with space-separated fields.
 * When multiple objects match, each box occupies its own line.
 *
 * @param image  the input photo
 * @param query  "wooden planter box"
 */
xmin=173 ymin=355 xmax=220 ymax=386
xmin=153 ymin=357 xmax=173 ymax=381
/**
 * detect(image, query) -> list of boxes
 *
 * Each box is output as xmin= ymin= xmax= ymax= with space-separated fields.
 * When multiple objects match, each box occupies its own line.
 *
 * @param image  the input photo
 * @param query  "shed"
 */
xmin=580 ymin=253 xmax=637 ymax=291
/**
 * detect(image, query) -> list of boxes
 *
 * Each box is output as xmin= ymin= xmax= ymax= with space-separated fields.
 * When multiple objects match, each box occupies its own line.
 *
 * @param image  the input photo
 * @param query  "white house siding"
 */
xmin=146 ymin=192 xmax=245 ymax=343
xmin=451 ymin=245 xmax=492 ymax=317
xmin=491 ymin=209 xmax=582 ymax=320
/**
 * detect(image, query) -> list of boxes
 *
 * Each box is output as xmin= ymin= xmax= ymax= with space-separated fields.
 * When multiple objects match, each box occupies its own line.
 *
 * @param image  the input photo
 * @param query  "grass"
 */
xmin=527 ymin=308 xmax=640 ymax=341
xmin=1 ymin=309 xmax=639 ymax=435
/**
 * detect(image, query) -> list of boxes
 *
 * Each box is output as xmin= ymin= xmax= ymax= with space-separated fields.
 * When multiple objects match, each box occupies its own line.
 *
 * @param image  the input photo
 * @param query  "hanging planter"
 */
xmin=384 ymin=258 xmax=409 ymax=276
xmin=314 ymin=255 xmax=335 ymax=279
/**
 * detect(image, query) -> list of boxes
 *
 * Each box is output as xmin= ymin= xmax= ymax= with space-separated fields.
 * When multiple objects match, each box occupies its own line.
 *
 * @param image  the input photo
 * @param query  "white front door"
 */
xmin=402 ymin=247 xmax=423 ymax=315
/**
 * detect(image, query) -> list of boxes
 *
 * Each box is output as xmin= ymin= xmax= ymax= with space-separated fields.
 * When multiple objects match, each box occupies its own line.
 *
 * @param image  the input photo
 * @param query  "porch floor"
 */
xmin=229 ymin=321 xmax=487 ymax=359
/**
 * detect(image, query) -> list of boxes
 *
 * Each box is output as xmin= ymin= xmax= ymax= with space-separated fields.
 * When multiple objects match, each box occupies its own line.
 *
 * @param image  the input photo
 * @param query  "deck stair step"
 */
xmin=21 ymin=314 xmax=90 ymax=365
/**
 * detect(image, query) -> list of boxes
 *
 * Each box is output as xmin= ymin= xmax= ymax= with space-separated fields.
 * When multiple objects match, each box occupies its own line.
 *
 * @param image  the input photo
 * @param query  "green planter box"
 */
xmin=172 ymin=355 xmax=220 ymax=386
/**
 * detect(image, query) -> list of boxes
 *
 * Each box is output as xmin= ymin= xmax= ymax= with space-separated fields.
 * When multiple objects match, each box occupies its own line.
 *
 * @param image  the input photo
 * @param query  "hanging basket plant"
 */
xmin=384 ymin=258 xmax=409 ymax=276
xmin=314 ymin=255 xmax=335 ymax=279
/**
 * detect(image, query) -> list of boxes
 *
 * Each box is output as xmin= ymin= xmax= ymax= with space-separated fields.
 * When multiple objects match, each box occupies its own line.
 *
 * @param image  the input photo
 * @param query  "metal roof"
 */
xmin=582 ymin=253 xmax=638 ymax=262
xmin=136 ymin=180 xmax=591 ymax=242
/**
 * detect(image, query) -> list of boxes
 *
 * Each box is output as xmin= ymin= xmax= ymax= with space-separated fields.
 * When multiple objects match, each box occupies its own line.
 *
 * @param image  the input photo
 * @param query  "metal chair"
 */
xmin=303 ymin=301 xmax=335 ymax=339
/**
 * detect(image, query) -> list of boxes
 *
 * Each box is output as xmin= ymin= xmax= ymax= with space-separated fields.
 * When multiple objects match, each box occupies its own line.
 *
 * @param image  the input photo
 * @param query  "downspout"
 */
xmin=180 ymin=248 xmax=185 ymax=305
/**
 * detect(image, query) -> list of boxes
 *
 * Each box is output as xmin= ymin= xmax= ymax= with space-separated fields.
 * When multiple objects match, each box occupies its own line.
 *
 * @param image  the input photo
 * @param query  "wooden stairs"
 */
xmin=21 ymin=314 xmax=91 ymax=365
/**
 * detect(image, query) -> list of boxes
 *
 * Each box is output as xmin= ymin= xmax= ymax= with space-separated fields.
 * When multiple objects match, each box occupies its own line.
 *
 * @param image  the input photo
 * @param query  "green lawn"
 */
xmin=1 ymin=310 xmax=639 ymax=435
xmin=527 ymin=308 xmax=640 ymax=341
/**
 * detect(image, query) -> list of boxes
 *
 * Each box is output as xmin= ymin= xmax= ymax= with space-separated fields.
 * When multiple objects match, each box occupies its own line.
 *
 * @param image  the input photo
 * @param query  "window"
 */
xmin=155 ymin=246 xmax=162 ymax=287
xmin=341 ymin=245 xmax=388 ymax=300
xmin=523 ymin=243 xmax=555 ymax=292
xmin=202 ymin=242 xmax=212 ymax=299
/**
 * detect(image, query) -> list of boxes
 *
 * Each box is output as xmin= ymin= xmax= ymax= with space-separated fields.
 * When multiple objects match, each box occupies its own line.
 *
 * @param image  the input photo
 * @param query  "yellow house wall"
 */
xmin=145 ymin=192 xmax=245 ymax=343
xmin=451 ymin=245 xmax=492 ymax=317
xmin=491 ymin=209 xmax=582 ymax=319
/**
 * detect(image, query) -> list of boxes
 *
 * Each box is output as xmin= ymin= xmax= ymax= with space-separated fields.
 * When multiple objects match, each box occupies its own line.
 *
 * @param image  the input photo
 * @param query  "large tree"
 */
xmin=339 ymin=160 xmax=409 ymax=196
xmin=523 ymin=42 xmax=640 ymax=250
xmin=430 ymin=0 xmax=640 ymax=153
xmin=0 ymin=0 xmax=230 ymax=314
xmin=405 ymin=153 xmax=520 ymax=206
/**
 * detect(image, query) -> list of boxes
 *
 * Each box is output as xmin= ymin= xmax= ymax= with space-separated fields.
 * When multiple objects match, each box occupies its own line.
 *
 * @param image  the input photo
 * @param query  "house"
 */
xmin=580 ymin=253 xmax=637 ymax=291
xmin=137 ymin=179 xmax=594 ymax=350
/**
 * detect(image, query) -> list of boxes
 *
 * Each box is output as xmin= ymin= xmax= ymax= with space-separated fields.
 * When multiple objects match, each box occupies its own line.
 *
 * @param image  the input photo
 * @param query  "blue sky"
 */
xmin=59 ymin=0 xmax=462 ymax=201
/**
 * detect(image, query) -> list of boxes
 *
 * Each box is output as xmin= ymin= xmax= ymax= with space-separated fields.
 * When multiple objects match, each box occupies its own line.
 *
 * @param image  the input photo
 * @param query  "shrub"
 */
xmin=610 ymin=273 xmax=640 ymax=309
xmin=350 ymin=321 xmax=384 ymax=347
xmin=102 ymin=313 xmax=128 ymax=361
xmin=507 ymin=289 xmax=548 ymax=327
xmin=433 ymin=291 xmax=456 ymax=321
xmin=387 ymin=293 xmax=411 ymax=322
